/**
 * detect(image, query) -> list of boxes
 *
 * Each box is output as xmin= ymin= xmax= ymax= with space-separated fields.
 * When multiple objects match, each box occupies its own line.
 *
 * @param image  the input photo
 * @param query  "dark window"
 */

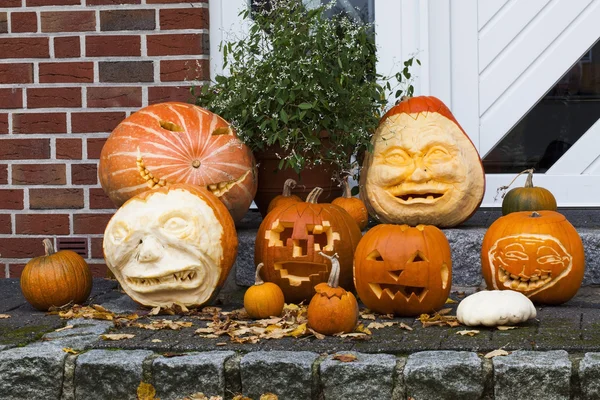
xmin=251 ymin=0 xmax=374 ymax=24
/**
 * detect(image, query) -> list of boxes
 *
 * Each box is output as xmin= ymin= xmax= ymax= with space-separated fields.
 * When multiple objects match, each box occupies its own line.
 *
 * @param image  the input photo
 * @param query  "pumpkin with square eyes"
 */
xmin=354 ymin=224 xmax=452 ymax=316
xmin=103 ymin=183 xmax=238 ymax=308
xmin=255 ymin=187 xmax=362 ymax=304
xmin=359 ymin=96 xmax=485 ymax=228
xmin=481 ymin=210 xmax=585 ymax=305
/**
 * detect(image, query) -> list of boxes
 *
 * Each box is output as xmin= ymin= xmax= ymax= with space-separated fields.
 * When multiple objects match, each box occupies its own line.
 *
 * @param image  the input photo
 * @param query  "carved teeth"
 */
xmin=499 ymin=267 xmax=552 ymax=291
xmin=128 ymin=270 xmax=197 ymax=287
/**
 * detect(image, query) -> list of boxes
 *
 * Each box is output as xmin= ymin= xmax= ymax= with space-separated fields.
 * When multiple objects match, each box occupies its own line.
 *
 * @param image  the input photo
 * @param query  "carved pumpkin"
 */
xmin=354 ymin=224 xmax=452 ymax=316
xmin=99 ymin=102 xmax=257 ymax=223
xmin=332 ymin=179 xmax=369 ymax=231
xmin=481 ymin=210 xmax=585 ymax=305
xmin=103 ymin=183 xmax=238 ymax=308
xmin=21 ymin=239 xmax=93 ymax=311
xmin=267 ymin=179 xmax=302 ymax=214
xmin=255 ymin=187 xmax=362 ymax=304
xmin=501 ymin=169 xmax=557 ymax=215
xmin=359 ymin=96 xmax=485 ymax=228
xmin=307 ymin=253 xmax=359 ymax=335
xmin=244 ymin=263 xmax=285 ymax=319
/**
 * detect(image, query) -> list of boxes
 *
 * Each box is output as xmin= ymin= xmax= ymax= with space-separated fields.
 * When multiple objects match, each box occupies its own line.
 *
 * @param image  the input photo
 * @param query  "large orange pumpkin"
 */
xmin=103 ymin=183 xmax=238 ymax=308
xmin=255 ymin=187 xmax=362 ymax=304
xmin=481 ymin=210 xmax=585 ymax=305
xmin=359 ymin=96 xmax=485 ymax=228
xmin=354 ymin=224 xmax=452 ymax=316
xmin=99 ymin=102 xmax=257 ymax=223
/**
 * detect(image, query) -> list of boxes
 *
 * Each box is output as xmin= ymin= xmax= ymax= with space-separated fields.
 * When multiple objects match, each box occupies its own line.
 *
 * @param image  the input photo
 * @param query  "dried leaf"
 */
xmin=332 ymin=353 xmax=357 ymax=362
xmin=484 ymin=349 xmax=510 ymax=359
xmin=148 ymin=307 xmax=161 ymax=316
xmin=55 ymin=325 xmax=74 ymax=332
xmin=360 ymin=313 xmax=376 ymax=320
xmin=151 ymin=339 xmax=162 ymax=343
xmin=259 ymin=394 xmax=279 ymax=400
xmin=355 ymin=324 xmax=372 ymax=335
xmin=136 ymin=382 xmax=156 ymax=400
xmin=101 ymin=333 xmax=135 ymax=341
xmin=337 ymin=332 xmax=369 ymax=339
xmin=456 ymin=330 xmax=480 ymax=337
xmin=288 ymin=323 xmax=307 ymax=338
xmin=232 ymin=395 xmax=252 ymax=400
xmin=399 ymin=322 xmax=413 ymax=331
xmin=445 ymin=298 xmax=458 ymax=304
xmin=497 ymin=326 xmax=517 ymax=331
xmin=216 ymin=342 xmax=227 ymax=346
xmin=62 ymin=347 xmax=79 ymax=354
xmin=0 ymin=314 xmax=10 ymax=319
xmin=437 ymin=308 xmax=453 ymax=315
xmin=367 ymin=321 xmax=395 ymax=330
xmin=307 ymin=328 xmax=325 ymax=340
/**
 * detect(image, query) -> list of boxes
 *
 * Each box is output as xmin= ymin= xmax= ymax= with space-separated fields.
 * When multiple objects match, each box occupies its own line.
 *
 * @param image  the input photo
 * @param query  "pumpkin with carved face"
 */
xmin=481 ymin=210 xmax=585 ymax=305
xmin=354 ymin=224 xmax=452 ymax=316
xmin=255 ymin=187 xmax=362 ymax=304
xmin=103 ymin=183 xmax=238 ymax=308
xmin=359 ymin=96 xmax=485 ymax=228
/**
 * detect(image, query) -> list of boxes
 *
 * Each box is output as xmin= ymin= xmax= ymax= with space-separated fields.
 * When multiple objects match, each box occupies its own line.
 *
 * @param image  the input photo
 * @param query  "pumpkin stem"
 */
xmin=42 ymin=238 xmax=56 ymax=256
xmin=306 ymin=187 xmax=323 ymax=204
xmin=494 ymin=168 xmax=536 ymax=201
xmin=531 ymin=211 xmax=542 ymax=218
xmin=400 ymin=95 xmax=411 ymax=102
xmin=319 ymin=252 xmax=340 ymax=288
xmin=254 ymin=263 xmax=265 ymax=285
xmin=342 ymin=179 xmax=352 ymax=198
xmin=282 ymin=179 xmax=297 ymax=197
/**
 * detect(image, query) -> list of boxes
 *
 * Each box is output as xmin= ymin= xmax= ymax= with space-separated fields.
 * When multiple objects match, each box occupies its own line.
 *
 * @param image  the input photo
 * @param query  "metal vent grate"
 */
xmin=56 ymin=238 xmax=88 ymax=258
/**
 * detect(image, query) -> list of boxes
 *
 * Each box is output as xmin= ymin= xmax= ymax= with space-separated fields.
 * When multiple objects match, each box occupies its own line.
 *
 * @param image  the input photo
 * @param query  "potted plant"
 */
xmin=194 ymin=0 xmax=416 ymax=215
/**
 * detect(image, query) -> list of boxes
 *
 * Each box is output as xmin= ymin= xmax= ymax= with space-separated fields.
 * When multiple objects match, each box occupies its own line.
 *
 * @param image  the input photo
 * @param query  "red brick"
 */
xmin=148 ymin=86 xmax=194 ymax=104
xmin=86 ymin=35 xmax=141 ymax=57
xmin=0 ymin=12 xmax=7 ymax=34
xmin=89 ymin=263 xmax=110 ymax=278
xmin=0 ymin=165 xmax=7 ymax=184
xmin=39 ymin=62 xmax=93 ymax=83
xmin=1 ymin=238 xmax=47 ymax=258
xmin=0 ymin=37 xmax=49 ymax=59
xmin=73 ymin=213 xmax=113 ymax=234
xmin=0 ymin=88 xmax=22 ymax=109
xmin=12 ymin=113 xmax=66 ymax=134
xmin=0 ymin=114 xmax=7 ymax=134
xmin=100 ymin=9 xmax=155 ymax=31
xmin=87 ymin=87 xmax=142 ymax=108
xmin=0 ymin=189 xmax=24 ymax=209
xmin=56 ymin=138 xmax=82 ymax=160
xmin=30 ymin=188 xmax=84 ymax=209
xmin=12 ymin=164 xmax=66 ymax=185
xmin=0 ymin=214 xmax=11 ymax=234
xmin=41 ymin=11 xmax=95 ymax=33
xmin=16 ymin=214 xmax=70 ymax=235
xmin=147 ymin=34 xmax=206 ymax=56
xmin=0 ymin=63 xmax=33 ymax=84
xmin=27 ymin=87 xmax=82 ymax=109
xmin=0 ymin=139 xmax=50 ymax=160
xmin=28 ymin=0 xmax=81 ymax=5
xmin=160 ymin=59 xmax=209 ymax=82
xmin=54 ymin=36 xmax=80 ymax=58
xmin=86 ymin=137 xmax=107 ymax=159
xmin=89 ymin=187 xmax=116 ymax=209
xmin=71 ymin=163 xmax=97 ymax=185
xmin=98 ymin=61 xmax=153 ymax=83
xmin=11 ymin=12 xmax=37 ymax=33
xmin=90 ymin=237 xmax=104 ymax=258
xmin=8 ymin=264 xmax=26 ymax=278
xmin=71 ymin=112 xmax=125 ymax=133
xmin=0 ymin=0 xmax=21 ymax=7
xmin=87 ymin=0 xmax=140 ymax=4
xmin=160 ymin=8 xmax=208 ymax=30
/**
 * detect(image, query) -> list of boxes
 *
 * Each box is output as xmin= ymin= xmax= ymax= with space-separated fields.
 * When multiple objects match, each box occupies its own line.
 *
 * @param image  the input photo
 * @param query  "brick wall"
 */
xmin=0 ymin=0 xmax=209 ymax=278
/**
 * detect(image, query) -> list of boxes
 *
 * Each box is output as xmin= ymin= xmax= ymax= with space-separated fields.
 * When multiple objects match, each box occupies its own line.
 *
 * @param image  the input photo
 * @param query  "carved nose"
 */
xmin=138 ymin=236 xmax=163 ymax=263
xmin=409 ymin=166 xmax=430 ymax=182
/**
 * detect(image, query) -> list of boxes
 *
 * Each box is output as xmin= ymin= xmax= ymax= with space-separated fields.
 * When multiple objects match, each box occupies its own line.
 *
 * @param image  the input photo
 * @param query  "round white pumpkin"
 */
xmin=456 ymin=290 xmax=537 ymax=327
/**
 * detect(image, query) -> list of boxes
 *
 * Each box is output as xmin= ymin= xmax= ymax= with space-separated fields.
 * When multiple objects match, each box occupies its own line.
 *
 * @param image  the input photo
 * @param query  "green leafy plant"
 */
xmin=194 ymin=0 xmax=417 ymax=178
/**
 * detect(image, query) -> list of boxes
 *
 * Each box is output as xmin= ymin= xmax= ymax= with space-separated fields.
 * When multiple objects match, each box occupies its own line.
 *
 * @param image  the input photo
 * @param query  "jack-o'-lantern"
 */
xmin=99 ymin=102 xmax=257 ymax=223
xmin=481 ymin=210 xmax=585 ymax=305
xmin=103 ymin=183 xmax=238 ymax=308
xmin=359 ymin=96 xmax=485 ymax=227
xmin=255 ymin=187 xmax=362 ymax=304
xmin=354 ymin=224 xmax=452 ymax=316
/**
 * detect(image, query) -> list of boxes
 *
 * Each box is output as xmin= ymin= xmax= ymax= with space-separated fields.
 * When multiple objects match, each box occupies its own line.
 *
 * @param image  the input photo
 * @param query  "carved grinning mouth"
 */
xmin=395 ymin=192 xmax=444 ymax=202
xmin=125 ymin=268 xmax=200 ymax=292
xmin=369 ymin=283 xmax=429 ymax=301
xmin=498 ymin=267 xmax=552 ymax=291
xmin=273 ymin=262 xmax=328 ymax=287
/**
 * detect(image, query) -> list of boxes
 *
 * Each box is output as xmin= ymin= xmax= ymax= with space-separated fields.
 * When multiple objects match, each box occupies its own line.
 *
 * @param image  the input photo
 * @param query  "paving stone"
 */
xmin=74 ymin=349 xmax=154 ymax=400
xmin=404 ymin=351 xmax=484 ymax=400
xmin=493 ymin=350 xmax=571 ymax=400
xmin=240 ymin=351 xmax=319 ymax=400
xmin=0 ymin=342 xmax=67 ymax=400
xmin=320 ymin=351 xmax=397 ymax=400
xmin=235 ymin=229 xmax=256 ymax=287
xmin=442 ymin=327 xmax=494 ymax=352
xmin=444 ymin=229 xmax=485 ymax=287
xmin=152 ymin=351 xmax=235 ymax=400
xmin=579 ymin=352 xmax=600 ymax=399
xmin=43 ymin=318 xmax=112 ymax=339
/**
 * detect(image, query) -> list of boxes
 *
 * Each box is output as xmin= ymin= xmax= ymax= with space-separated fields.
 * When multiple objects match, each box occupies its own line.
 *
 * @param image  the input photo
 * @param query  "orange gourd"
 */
xmin=244 ymin=263 xmax=285 ymax=319
xmin=267 ymin=179 xmax=302 ymax=213
xmin=21 ymin=239 xmax=92 ymax=311
xmin=332 ymin=179 xmax=368 ymax=230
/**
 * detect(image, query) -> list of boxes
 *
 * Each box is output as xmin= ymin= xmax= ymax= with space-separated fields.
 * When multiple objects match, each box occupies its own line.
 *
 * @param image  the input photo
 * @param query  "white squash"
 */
xmin=456 ymin=290 xmax=537 ymax=327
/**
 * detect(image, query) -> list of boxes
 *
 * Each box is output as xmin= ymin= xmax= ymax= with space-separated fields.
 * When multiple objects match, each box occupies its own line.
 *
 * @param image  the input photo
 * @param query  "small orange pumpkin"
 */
xmin=20 ymin=239 xmax=93 ymax=311
xmin=244 ymin=263 xmax=285 ymax=319
xmin=501 ymin=169 xmax=557 ymax=215
xmin=307 ymin=252 xmax=358 ymax=335
xmin=332 ymin=179 xmax=368 ymax=230
xmin=267 ymin=179 xmax=302 ymax=213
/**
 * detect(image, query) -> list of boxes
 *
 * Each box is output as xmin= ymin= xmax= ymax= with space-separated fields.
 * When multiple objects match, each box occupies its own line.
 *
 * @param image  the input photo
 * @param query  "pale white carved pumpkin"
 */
xmin=103 ymin=183 xmax=238 ymax=308
xmin=456 ymin=290 xmax=537 ymax=327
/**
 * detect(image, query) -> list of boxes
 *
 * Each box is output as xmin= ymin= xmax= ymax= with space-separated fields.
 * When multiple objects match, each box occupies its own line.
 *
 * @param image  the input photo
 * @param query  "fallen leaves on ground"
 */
xmin=137 ymin=382 xmax=156 ymax=400
xmin=62 ymin=347 xmax=80 ymax=354
xmin=497 ymin=326 xmax=517 ymax=331
xmin=418 ymin=309 xmax=460 ymax=328
xmin=0 ymin=314 xmax=11 ymax=319
xmin=132 ymin=319 xmax=193 ymax=331
xmin=101 ymin=333 xmax=135 ymax=341
xmin=50 ymin=304 xmax=139 ymax=323
xmin=456 ymin=330 xmax=480 ymax=337
xmin=332 ymin=353 xmax=357 ymax=362
xmin=445 ymin=298 xmax=458 ymax=304
xmin=484 ymin=349 xmax=510 ymax=359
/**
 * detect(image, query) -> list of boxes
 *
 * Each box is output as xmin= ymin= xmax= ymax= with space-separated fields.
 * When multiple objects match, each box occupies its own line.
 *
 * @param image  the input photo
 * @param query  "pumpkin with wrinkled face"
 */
xmin=255 ymin=187 xmax=362 ymax=304
xmin=481 ymin=210 xmax=585 ymax=305
xmin=103 ymin=183 xmax=238 ymax=308
xmin=354 ymin=224 xmax=452 ymax=316
xmin=360 ymin=96 xmax=485 ymax=228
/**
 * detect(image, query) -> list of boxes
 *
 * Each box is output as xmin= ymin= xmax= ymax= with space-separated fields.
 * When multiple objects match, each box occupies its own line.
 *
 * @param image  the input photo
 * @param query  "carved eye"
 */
xmin=424 ymin=146 xmax=451 ymax=163
xmin=504 ymin=251 xmax=529 ymax=261
xmin=163 ymin=216 xmax=190 ymax=235
xmin=383 ymin=148 xmax=411 ymax=166
xmin=111 ymin=221 xmax=130 ymax=244
xmin=537 ymin=255 xmax=564 ymax=265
